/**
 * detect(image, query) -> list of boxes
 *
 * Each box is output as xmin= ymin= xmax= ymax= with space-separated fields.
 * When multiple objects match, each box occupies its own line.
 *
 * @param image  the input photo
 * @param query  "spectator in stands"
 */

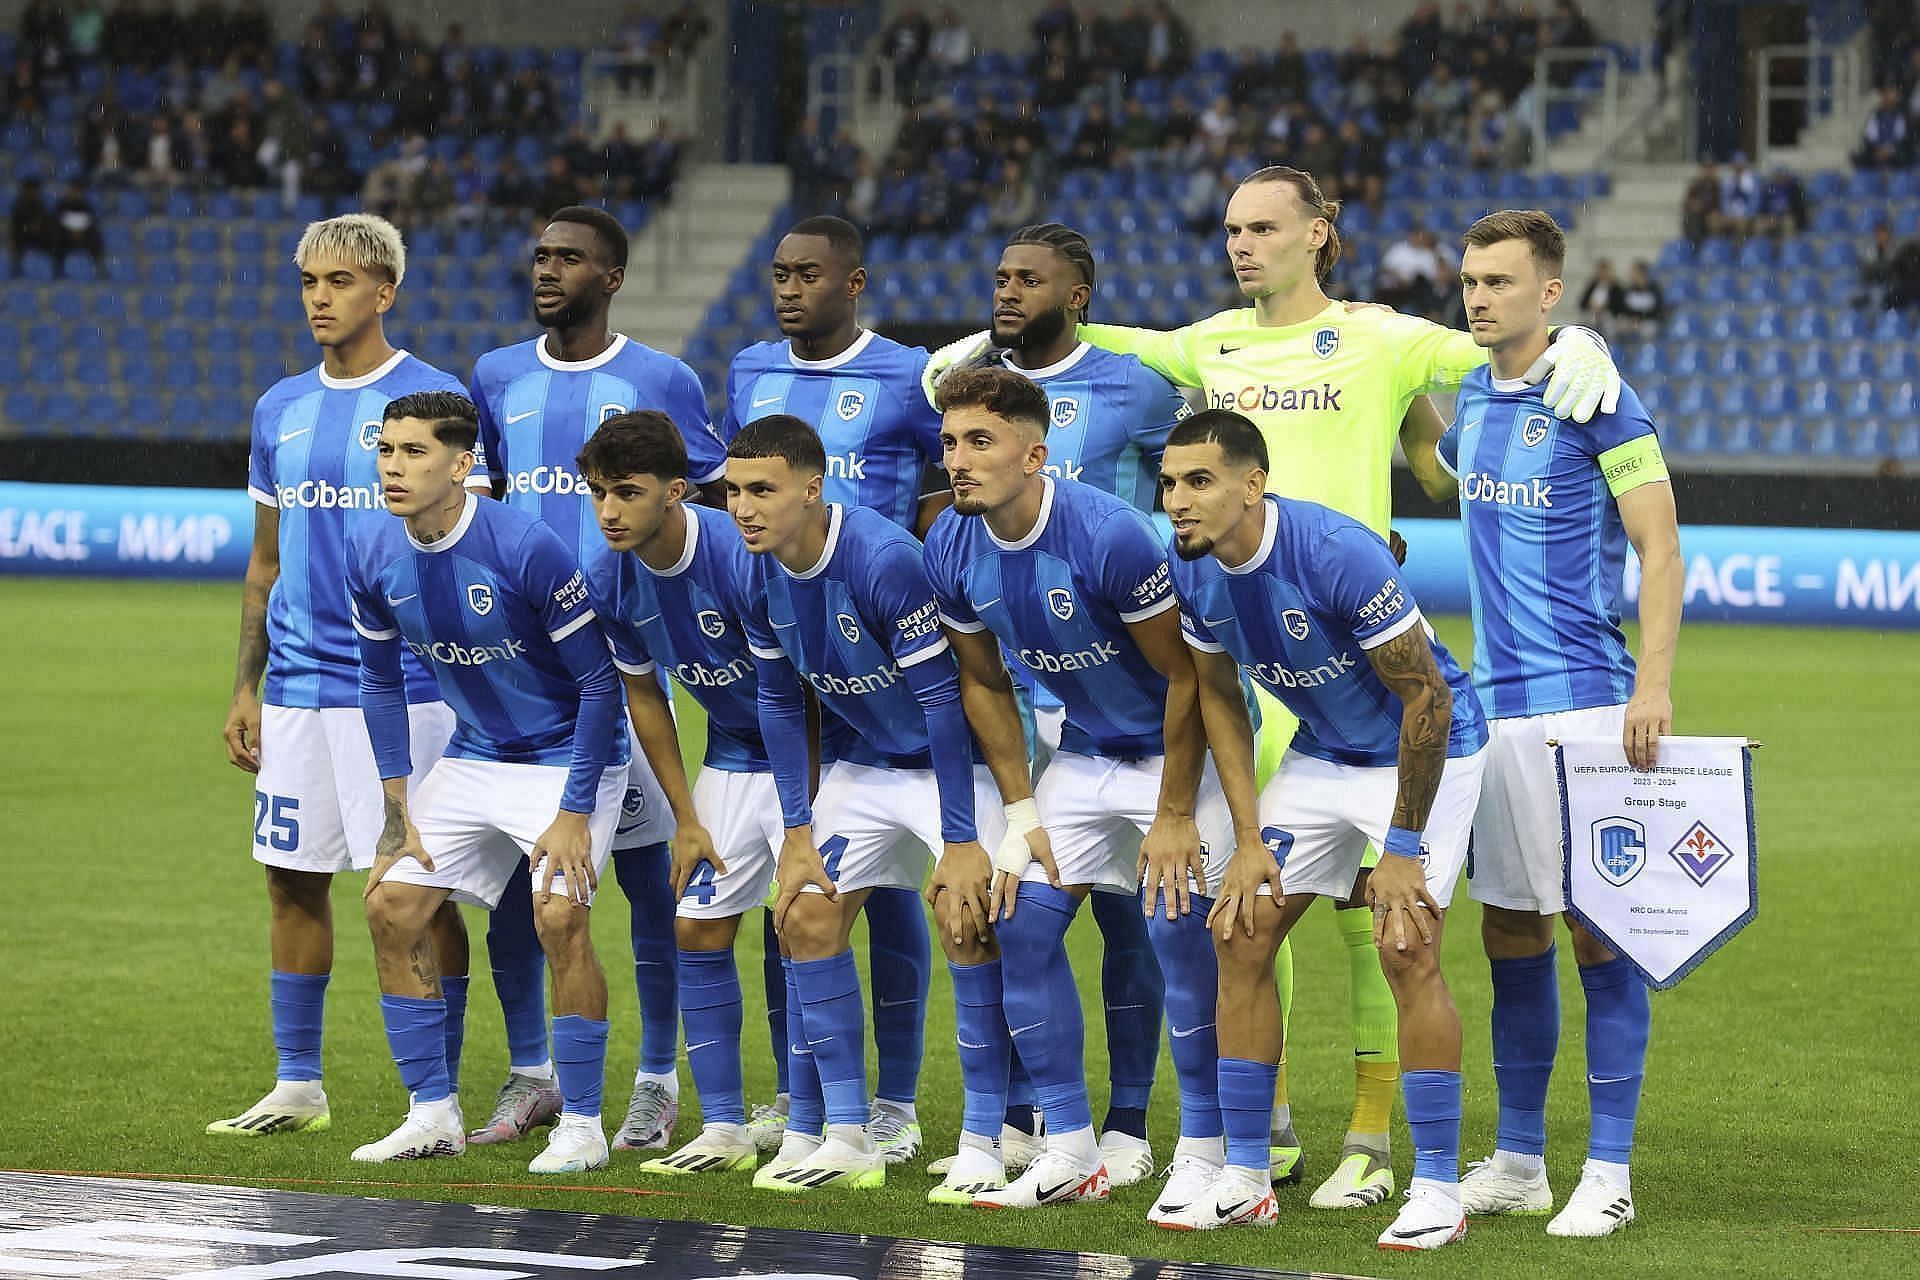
xmin=1615 ymin=260 xmax=1666 ymax=335
xmin=81 ymin=89 xmax=133 ymax=184
xmin=1229 ymin=47 xmax=1270 ymax=105
xmin=868 ymin=151 xmax=920 ymax=235
xmin=1272 ymin=31 xmax=1309 ymax=100
xmin=1159 ymin=91 xmax=1199 ymax=163
xmin=1114 ymin=97 xmax=1161 ymax=168
xmin=1034 ymin=32 xmax=1082 ymax=109
xmin=1142 ymin=2 xmax=1192 ymax=77
xmin=1031 ymin=0 xmax=1079 ymax=52
xmin=1333 ymin=117 xmax=1385 ymax=194
xmin=8 ymin=176 xmax=59 ymax=276
xmin=844 ymin=152 xmax=878 ymax=226
xmin=450 ymin=152 xmax=490 ymax=225
xmin=19 ymin=0 xmax=72 ymax=80
xmin=1377 ymin=224 xmax=1449 ymax=319
xmin=984 ymin=157 xmax=1038 ymax=232
xmin=1413 ymin=61 xmax=1470 ymax=143
xmin=1713 ymin=151 xmax=1760 ymax=237
xmin=928 ymin=7 xmax=972 ymax=72
xmin=212 ymin=113 xmax=267 ymax=189
xmin=1579 ymin=259 xmax=1619 ymax=330
xmin=883 ymin=6 xmax=932 ymax=104
xmin=360 ymin=133 xmax=425 ymax=224
xmin=488 ymin=154 xmax=535 ymax=222
xmin=1198 ymin=94 xmax=1235 ymax=147
xmin=1868 ymin=0 xmax=1917 ymax=91
xmin=1294 ymin=121 xmax=1341 ymax=183
xmin=392 ymin=51 xmax=446 ymax=138
xmin=138 ymin=113 xmax=184 ymax=188
xmin=613 ymin=5 xmax=661 ymax=94
xmin=532 ymin=153 xmax=579 ymax=219
xmin=1177 ymin=150 xmax=1234 ymax=233
xmin=301 ymin=111 xmax=356 ymax=198
xmin=1467 ymin=77 xmax=1528 ymax=169
xmin=1099 ymin=4 xmax=1149 ymax=80
xmin=67 ymin=1 xmax=107 ymax=61
xmin=3 ymin=53 xmax=46 ymax=118
xmin=639 ymin=117 xmax=683 ymax=200
xmin=1682 ymin=156 xmax=1719 ymax=244
xmin=1858 ymin=219 xmax=1900 ymax=310
xmin=1854 ymin=85 xmax=1913 ymax=169
xmin=1756 ymin=165 xmax=1808 ymax=236
xmin=1065 ymin=100 xmax=1115 ymax=170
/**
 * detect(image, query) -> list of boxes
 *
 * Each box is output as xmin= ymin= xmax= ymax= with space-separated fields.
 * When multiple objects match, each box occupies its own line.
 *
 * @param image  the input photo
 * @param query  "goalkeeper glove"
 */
xmin=920 ymin=328 xmax=999 ymax=407
xmin=1525 ymin=325 xmax=1621 ymax=422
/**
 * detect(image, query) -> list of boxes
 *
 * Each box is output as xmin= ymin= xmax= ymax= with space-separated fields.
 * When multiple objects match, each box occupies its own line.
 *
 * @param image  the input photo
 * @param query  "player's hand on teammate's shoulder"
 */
xmin=668 ymin=822 xmax=726 ymax=898
xmin=773 ymin=827 xmax=835 ymax=931
xmin=223 ymin=688 xmax=264 ymax=772
xmin=927 ymin=839 xmax=994 ymax=945
xmin=532 ymin=809 xmax=596 ymax=906
xmin=1337 ymin=299 xmax=1396 ymax=315
xmin=1138 ymin=813 xmax=1206 ymax=921
xmin=920 ymin=329 xmax=997 ymax=405
xmin=1622 ymin=684 xmax=1673 ymax=771
xmin=1527 ymin=325 xmax=1622 ymax=423
xmin=1365 ymin=855 xmax=1438 ymax=953
xmin=1206 ymin=834 xmax=1284 ymax=940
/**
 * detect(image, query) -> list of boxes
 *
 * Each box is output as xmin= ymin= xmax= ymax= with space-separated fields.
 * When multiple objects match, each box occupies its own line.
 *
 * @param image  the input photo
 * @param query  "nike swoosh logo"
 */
xmin=1009 ymin=1021 xmax=1045 ymax=1037
xmin=1202 ymin=617 xmax=1233 ymax=628
xmin=386 ymin=593 xmax=417 ymax=607
xmin=1218 ymin=344 xmax=1241 ymax=355
xmin=505 ymin=409 xmax=539 ymax=424
xmin=1215 ymin=1198 xmax=1253 ymax=1220
xmin=1037 ymin=1178 xmax=1079 ymax=1200
xmin=1169 ymin=1023 xmax=1215 ymax=1039
xmin=751 ymin=396 xmax=782 ymax=409
xmin=278 ymin=427 xmax=311 ymax=443
xmin=1104 ymin=1003 xmax=1144 ymax=1012
xmin=876 ymin=996 xmax=916 ymax=1009
xmin=634 ymin=614 xmax=662 ymax=626
xmin=687 ymin=1040 xmax=719 ymax=1052
xmin=1588 ymin=1073 xmax=1635 ymax=1085
xmin=1391 ymin=1223 xmax=1460 ymax=1240
xmin=975 ymin=597 xmax=1002 ymax=609
xmin=1356 ymin=1049 xmax=1383 ymax=1057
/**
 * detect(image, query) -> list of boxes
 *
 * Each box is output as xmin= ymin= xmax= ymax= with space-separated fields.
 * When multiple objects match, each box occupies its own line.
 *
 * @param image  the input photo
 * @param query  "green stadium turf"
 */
xmin=2 ymin=577 xmax=1914 ymax=1278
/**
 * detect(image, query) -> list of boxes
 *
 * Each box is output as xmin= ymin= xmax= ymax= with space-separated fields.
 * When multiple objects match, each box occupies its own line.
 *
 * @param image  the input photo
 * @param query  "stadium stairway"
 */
xmin=611 ymin=164 xmax=793 ymax=356
xmin=1561 ymin=162 xmax=1696 ymax=291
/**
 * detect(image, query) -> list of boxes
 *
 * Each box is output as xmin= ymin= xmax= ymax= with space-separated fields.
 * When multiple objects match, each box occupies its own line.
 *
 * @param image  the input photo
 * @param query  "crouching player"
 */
xmin=728 ymin=414 xmax=1038 ymax=1196
xmin=1160 ymin=409 xmax=1488 ymax=1251
xmin=345 ymin=392 xmax=628 ymax=1174
xmin=923 ymin=367 xmax=1237 ymax=1217
xmin=576 ymin=410 xmax=782 ymax=1176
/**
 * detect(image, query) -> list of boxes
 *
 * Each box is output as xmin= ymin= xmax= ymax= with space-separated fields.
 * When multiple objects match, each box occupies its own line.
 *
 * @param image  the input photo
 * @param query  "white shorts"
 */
xmin=251 ymin=703 xmax=453 ymax=874
xmin=1257 ymin=747 xmax=1488 ymax=908
xmin=808 ymin=761 xmax=1007 ymax=896
xmin=1033 ymin=751 xmax=1236 ymax=895
xmin=677 ymin=768 xmax=784 ymax=920
xmin=383 ymin=757 xmax=628 ymax=909
xmin=1468 ymin=703 xmax=1628 ymax=914
xmin=612 ymin=721 xmax=674 ymax=850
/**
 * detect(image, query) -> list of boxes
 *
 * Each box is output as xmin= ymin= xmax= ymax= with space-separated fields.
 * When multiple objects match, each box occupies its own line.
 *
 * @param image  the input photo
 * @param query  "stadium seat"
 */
xmin=1711 ymin=344 xmax=1751 ymax=376
xmin=1882 ymin=346 xmax=1917 ymax=380
xmin=1844 ymin=421 xmax=1888 ymax=459
xmin=1844 ymin=381 xmax=1883 ymax=416
xmin=1890 ymin=424 xmax=1920 ymax=460
xmin=1756 ymin=378 xmax=1798 ymax=415
xmin=1760 ymin=422 xmax=1806 ymax=456
xmin=1753 ymin=345 xmax=1792 ymax=378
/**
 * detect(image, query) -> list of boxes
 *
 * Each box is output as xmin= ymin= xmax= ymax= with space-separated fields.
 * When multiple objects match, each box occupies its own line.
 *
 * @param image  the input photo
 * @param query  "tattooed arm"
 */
xmin=363 ymin=778 xmax=435 ymax=899
xmin=222 ymin=504 xmax=280 ymax=772
xmin=1362 ymin=624 xmax=1454 ymax=951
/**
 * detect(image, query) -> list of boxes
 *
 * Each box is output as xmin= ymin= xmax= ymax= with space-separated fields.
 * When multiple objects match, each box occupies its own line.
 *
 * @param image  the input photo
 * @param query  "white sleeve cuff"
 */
xmin=937 ymin=611 xmax=988 ymax=633
xmin=1182 ymin=633 xmax=1226 ymax=653
xmin=1119 ymin=593 xmax=1178 ymax=624
xmin=613 ymin=655 xmax=657 ymax=677
xmin=549 ymin=610 xmax=597 ymax=643
xmin=1356 ymin=608 xmax=1423 ymax=651
xmin=749 ymin=643 xmax=786 ymax=660
xmin=352 ymin=617 xmax=398 ymax=641
xmin=247 ymin=485 xmax=277 ymax=507
xmin=896 ymin=636 xmax=952 ymax=668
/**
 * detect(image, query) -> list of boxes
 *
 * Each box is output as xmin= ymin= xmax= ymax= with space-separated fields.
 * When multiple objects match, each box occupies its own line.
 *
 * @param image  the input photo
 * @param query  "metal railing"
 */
xmin=1529 ymin=46 xmax=1624 ymax=170
xmin=581 ymin=51 xmax=704 ymax=141
xmin=1754 ymin=43 xmax=1862 ymax=169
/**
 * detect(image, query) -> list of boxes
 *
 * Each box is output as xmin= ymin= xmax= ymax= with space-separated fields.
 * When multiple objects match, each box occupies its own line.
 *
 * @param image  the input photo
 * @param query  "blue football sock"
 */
xmin=379 ymin=993 xmax=450 ymax=1104
xmin=677 ymin=948 xmax=745 ymax=1126
xmin=1091 ymin=887 xmax=1164 ymax=1119
xmin=792 ymin=951 xmax=868 ymax=1126
xmin=783 ymin=957 xmax=824 ymax=1137
xmin=613 ymin=842 xmax=680 ymax=1075
xmin=1218 ymin=1057 xmax=1277 ymax=1173
xmin=1006 ymin=1050 xmax=1037 ymax=1130
xmin=863 ymin=885 xmax=930 ymax=1106
xmin=1490 ymin=944 xmax=1560 ymax=1156
xmin=269 ymin=970 xmax=328 ymax=1083
xmin=948 ymin=959 xmax=1011 ymax=1140
xmin=487 ymin=860 xmax=550 ymax=1070
xmin=440 ymin=975 xmax=470 ymax=1093
xmin=1149 ymin=904 xmax=1222 ymax=1140
xmin=763 ymin=912 xmax=790 ymax=1095
xmin=552 ymin=1014 xmax=610 ymax=1118
xmin=1581 ymin=956 xmax=1651 ymax=1164
xmin=997 ymin=884 xmax=1092 ymax=1135
xmin=1403 ymin=1069 xmax=1463 ymax=1184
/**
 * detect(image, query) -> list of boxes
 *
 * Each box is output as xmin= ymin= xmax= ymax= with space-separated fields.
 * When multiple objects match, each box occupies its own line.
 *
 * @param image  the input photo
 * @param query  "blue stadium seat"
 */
xmin=1888 ymin=381 xmax=1919 ymax=417
xmin=1716 ymin=419 xmax=1759 ymax=453
xmin=1736 ymin=239 xmax=1776 ymax=270
xmin=1666 ymin=341 xmax=1706 ymax=376
xmin=1799 ymin=379 xmax=1837 ymax=414
xmin=1830 ymin=310 xmax=1869 ymax=340
xmin=1672 ymin=381 xmax=1711 ymax=415
xmin=1778 ymin=239 xmax=1818 ymax=269
xmin=63 ymin=254 xmax=98 ymax=282
xmin=1882 ymin=346 xmax=1917 ymax=379
xmin=1715 ymin=382 xmax=1755 ymax=416
xmin=1706 ymin=312 xmax=1747 ymax=341
xmin=1711 ymin=344 xmax=1751 ymax=376
xmin=1844 ymin=381 xmax=1883 ymax=416
xmin=1756 ymin=379 xmax=1798 ymax=415
xmin=1844 ymin=421 xmax=1888 ymax=459
xmin=1789 ymin=312 xmax=1829 ymax=342
xmin=1837 ymin=346 xmax=1877 ymax=379
xmin=1670 ymin=415 xmax=1713 ymax=455
xmin=1818 ymin=240 xmax=1857 ymax=269
xmin=1760 ymin=422 xmax=1806 ymax=456
xmin=1871 ymin=309 xmax=1913 ymax=342
xmin=1663 ymin=312 xmax=1701 ymax=340
xmin=1696 ymin=238 xmax=1736 ymax=269
xmin=42 ymin=390 xmax=81 ymax=428
xmin=1891 ymin=424 xmax=1920 ymax=460
xmin=1752 ymin=310 xmax=1787 ymax=341
xmin=3 ymin=390 xmax=40 ymax=424
xmin=18 ymin=251 xmax=55 ymax=281
xmin=1753 ymin=345 xmax=1792 ymax=378
xmin=1804 ymin=417 xmax=1844 ymax=456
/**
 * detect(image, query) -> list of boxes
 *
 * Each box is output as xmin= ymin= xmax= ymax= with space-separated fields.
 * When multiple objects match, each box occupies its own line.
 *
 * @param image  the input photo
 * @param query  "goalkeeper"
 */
xmin=927 ymin=165 xmax=1620 ymax=1210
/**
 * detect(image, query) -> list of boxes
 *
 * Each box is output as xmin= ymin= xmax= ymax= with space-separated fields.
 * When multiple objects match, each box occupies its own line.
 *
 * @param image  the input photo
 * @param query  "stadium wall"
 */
xmin=5 ymin=479 xmax=1918 ymax=629
xmin=0 ymin=0 xmax=643 ymax=47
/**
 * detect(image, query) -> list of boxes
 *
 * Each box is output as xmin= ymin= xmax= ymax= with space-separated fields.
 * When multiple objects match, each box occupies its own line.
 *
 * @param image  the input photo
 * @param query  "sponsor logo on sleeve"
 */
xmin=1131 ymin=562 xmax=1171 ymax=607
xmin=1356 ymin=578 xmax=1407 ymax=628
xmin=554 ymin=569 xmax=590 ymax=612
xmin=894 ymin=600 xmax=939 ymax=644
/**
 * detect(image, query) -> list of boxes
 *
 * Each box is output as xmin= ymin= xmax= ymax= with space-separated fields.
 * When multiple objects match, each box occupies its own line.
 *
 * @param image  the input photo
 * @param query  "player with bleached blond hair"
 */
xmin=211 ymin=213 xmax=480 ymax=1139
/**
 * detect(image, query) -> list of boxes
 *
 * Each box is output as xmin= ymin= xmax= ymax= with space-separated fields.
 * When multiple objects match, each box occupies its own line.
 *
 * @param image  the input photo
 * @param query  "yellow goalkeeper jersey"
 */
xmin=1081 ymin=301 xmax=1486 ymax=536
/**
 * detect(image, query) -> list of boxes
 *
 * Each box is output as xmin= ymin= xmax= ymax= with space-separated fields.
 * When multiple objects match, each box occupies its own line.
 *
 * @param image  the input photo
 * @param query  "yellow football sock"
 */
xmin=1337 ymin=893 xmax=1400 ymax=1136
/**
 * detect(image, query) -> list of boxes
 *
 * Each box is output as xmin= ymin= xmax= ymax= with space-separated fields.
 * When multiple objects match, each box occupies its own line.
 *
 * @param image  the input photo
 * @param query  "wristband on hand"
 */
xmin=1383 ymin=824 xmax=1425 ymax=860
xmin=993 ymin=797 xmax=1042 ymax=875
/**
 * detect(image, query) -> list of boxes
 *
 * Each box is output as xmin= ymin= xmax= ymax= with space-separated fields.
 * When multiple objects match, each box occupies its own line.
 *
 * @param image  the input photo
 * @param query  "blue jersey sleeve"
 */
xmin=921 ymin=517 xmax=984 ymax=633
xmin=346 ymin=544 xmax=411 ymax=780
xmin=1126 ymin=362 xmax=1188 ymax=465
xmin=718 ymin=350 xmax=754 ymax=444
xmin=1437 ymin=421 xmax=1460 ymax=477
xmin=588 ymin=555 xmax=655 ymax=676
xmin=1170 ymin=563 xmax=1224 ymax=652
xmin=1093 ymin=508 xmax=1177 ymax=624
xmin=665 ymin=359 xmax=727 ymax=485
xmin=900 ymin=348 xmax=945 ymax=464
xmin=518 ymin=523 xmax=621 ymax=812
xmin=867 ymin=536 xmax=950 ymax=667
xmin=470 ymin=364 xmax=503 ymax=484
xmin=1314 ymin=524 xmax=1424 ymax=651
xmin=246 ymin=396 xmax=275 ymax=505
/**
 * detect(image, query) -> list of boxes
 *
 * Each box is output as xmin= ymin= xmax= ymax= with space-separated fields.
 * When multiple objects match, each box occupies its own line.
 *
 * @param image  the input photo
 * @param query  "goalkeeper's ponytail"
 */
xmin=1242 ymin=165 xmax=1343 ymax=283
